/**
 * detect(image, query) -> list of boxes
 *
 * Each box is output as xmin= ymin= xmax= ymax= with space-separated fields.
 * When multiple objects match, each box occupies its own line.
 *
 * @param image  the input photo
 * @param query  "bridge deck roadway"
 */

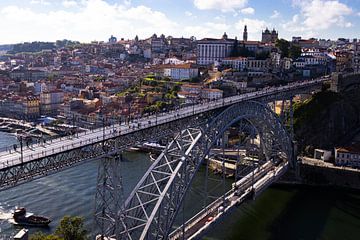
xmin=0 ymin=79 xmax=324 ymax=170
xmin=169 ymin=161 xmax=289 ymax=240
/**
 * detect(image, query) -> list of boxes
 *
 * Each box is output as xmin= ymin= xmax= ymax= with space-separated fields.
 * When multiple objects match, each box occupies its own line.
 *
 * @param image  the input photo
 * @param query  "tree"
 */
xmin=55 ymin=216 xmax=88 ymax=240
xmin=289 ymin=45 xmax=301 ymax=59
xmin=275 ymin=39 xmax=290 ymax=58
xmin=255 ymin=51 xmax=270 ymax=60
xmin=30 ymin=232 xmax=62 ymax=240
xmin=238 ymin=46 xmax=255 ymax=57
xmin=230 ymin=38 xmax=239 ymax=57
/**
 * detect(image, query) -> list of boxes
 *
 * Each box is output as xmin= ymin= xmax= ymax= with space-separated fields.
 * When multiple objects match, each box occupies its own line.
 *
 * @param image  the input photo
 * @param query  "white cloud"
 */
xmin=62 ymin=0 xmax=78 ymax=8
xmin=0 ymin=0 xmax=178 ymax=43
xmin=270 ymin=10 xmax=280 ymax=19
xmin=185 ymin=11 xmax=193 ymax=17
xmin=193 ymin=0 xmax=248 ymax=12
xmin=235 ymin=18 xmax=267 ymax=40
xmin=30 ymin=0 xmax=50 ymax=5
xmin=285 ymin=0 xmax=353 ymax=32
xmin=123 ymin=0 xmax=131 ymax=6
xmin=240 ymin=7 xmax=255 ymax=15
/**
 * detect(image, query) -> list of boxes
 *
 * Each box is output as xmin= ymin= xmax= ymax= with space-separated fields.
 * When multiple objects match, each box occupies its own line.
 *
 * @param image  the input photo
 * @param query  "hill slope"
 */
xmin=294 ymin=88 xmax=360 ymax=154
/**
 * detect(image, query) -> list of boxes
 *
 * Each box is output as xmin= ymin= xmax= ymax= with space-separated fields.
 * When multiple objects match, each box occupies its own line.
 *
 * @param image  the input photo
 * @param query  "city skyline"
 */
xmin=1 ymin=0 xmax=360 ymax=44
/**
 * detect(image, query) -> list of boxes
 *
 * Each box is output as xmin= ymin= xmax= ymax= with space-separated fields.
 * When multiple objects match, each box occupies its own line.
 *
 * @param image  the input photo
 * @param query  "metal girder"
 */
xmin=0 ymin=114 xmax=211 ymax=191
xmin=118 ymin=101 xmax=293 ymax=240
xmin=95 ymin=153 xmax=124 ymax=240
xmin=117 ymin=128 xmax=202 ymax=240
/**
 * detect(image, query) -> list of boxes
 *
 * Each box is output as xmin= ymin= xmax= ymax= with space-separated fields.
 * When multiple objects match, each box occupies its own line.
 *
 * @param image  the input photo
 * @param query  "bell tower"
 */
xmin=243 ymin=25 xmax=248 ymax=42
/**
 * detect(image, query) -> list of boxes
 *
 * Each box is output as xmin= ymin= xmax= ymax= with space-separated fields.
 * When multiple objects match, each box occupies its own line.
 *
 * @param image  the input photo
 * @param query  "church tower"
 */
xmin=243 ymin=25 xmax=248 ymax=42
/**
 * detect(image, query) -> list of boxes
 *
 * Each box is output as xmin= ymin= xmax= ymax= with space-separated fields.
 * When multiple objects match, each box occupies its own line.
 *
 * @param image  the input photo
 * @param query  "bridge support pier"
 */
xmin=95 ymin=153 xmax=124 ymax=239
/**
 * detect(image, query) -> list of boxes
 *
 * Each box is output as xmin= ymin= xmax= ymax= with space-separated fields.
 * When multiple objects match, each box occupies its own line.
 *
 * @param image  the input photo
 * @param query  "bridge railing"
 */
xmin=0 ymin=79 xmax=325 ymax=168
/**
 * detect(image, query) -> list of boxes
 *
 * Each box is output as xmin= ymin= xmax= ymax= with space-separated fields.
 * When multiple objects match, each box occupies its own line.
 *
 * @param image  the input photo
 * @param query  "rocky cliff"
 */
xmin=294 ymin=88 xmax=360 ymax=154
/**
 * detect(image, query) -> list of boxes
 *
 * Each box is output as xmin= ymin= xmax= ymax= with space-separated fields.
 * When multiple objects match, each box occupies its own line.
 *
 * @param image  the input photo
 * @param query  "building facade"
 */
xmin=197 ymin=34 xmax=234 ymax=66
xmin=261 ymin=28 xmax=278 ymax=43
xmin=335 ymin=145 xmax=360 ymax=168
xmin=222 ymin=57 xmax=248 ymax=71
xmin=163 ymin=64 xmax=198 ymax=80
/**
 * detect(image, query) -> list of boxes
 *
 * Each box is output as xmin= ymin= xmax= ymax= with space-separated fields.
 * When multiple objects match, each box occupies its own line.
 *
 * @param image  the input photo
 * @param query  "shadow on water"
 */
xmin=267 ymin=186 xmax=333 ymax=240
xmin=203 ymin=185 xmax=360 ymax=240
xmin=267 ymin=185 xmax=360 ymax=240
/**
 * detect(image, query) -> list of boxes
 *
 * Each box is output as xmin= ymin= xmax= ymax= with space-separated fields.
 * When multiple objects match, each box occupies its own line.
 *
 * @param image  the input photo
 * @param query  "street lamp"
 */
xmin=17 ymin=134 xmax=24 ymax=165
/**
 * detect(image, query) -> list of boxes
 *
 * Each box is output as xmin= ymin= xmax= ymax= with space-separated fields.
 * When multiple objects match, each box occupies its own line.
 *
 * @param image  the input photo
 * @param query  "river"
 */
xmin=0 ymin=131 xmax=359 ymax=239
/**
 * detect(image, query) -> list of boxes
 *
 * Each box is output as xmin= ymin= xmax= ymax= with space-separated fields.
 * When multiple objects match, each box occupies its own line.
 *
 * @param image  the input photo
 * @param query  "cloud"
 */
xmin=270 ymin=10 xmax=280 ymax=19
xmin=30 ymin=0 xmax=50 ymax=5
xmin=123 ymin=0 xmax=131 ymax=6
xmin=240 ymin=7 xmax=255 ymax=15
xmin=285 ymin=0 xmax=353 ymax=32
xmin=185 ymin=11 xmax=193 ymax=17
xmin=193 ymin=0 xmax=248 ymax=12
xmin=62 ymin=0 xmax=78 ymax=8
xmin=235 ymin=18 xmax=267 ymax=39
xmin=0 ymin=0 xmax=178 ymax=44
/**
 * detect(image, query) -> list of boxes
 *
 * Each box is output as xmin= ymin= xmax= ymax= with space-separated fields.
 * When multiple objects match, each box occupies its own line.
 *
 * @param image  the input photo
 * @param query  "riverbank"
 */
xmin=0 ymin=117 xmax=57 ymax=137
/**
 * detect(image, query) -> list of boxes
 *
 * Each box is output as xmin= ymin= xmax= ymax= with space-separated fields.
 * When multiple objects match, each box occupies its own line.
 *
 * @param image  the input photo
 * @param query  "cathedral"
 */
xmin=261 ymin=28 xmax=278 ymax=43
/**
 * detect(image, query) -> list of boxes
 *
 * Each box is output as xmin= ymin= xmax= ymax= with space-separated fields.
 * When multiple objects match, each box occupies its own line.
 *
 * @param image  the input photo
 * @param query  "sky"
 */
xmin=0 ymin=0 xmax=360 ymax=44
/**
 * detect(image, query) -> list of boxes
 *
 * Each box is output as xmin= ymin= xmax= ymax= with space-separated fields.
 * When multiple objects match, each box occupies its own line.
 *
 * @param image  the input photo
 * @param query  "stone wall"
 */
xmin=280 ymin=163 xmax=360 ymax=190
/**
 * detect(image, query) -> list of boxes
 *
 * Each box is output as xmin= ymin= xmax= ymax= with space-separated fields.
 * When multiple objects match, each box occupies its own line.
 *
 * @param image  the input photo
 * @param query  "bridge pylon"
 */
xmin=95 ymin=153 xmax=124 ymax=239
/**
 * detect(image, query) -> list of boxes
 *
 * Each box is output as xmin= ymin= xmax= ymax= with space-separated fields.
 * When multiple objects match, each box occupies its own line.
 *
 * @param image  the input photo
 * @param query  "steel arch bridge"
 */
xmin=113 ymin=101 xmax=293 ymax=240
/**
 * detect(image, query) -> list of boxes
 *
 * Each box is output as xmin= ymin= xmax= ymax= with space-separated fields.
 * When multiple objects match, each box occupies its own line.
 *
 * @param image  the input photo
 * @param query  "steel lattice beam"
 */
xmin=0 ymin=114 xmax=212 ymax=191
xmin=118 ymin=101 xmax=293 ymax=240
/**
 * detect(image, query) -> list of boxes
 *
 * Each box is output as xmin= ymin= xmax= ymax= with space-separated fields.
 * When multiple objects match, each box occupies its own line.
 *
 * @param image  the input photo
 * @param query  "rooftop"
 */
xmin=336 ymin=144 xmax=360 ymax=154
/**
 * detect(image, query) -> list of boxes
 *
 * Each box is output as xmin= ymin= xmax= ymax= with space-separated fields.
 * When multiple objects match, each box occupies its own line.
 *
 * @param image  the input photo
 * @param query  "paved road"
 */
xmin=0 ymin=79 xmax=325 ymax=170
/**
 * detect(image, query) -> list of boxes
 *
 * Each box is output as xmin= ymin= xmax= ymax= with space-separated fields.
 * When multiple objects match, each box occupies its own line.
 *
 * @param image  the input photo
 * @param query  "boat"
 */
xmin=12 ymin=207 xmax=51 ymax=227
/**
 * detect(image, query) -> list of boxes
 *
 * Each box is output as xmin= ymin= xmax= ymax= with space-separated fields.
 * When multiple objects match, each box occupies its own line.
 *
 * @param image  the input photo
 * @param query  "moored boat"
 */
xmin=12 ymin=207 xmax=51 ymax=227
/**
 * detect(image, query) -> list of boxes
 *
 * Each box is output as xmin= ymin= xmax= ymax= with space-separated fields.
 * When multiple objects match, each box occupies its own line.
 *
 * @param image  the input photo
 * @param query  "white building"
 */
xmin=293 ymin=60 xmax=306 ymax=68
xmin=201 ymin=88 xmax=223 ymax=100
xmin=163 ymin=64 xmax=198 ymax=80
xmin=335 ymin=144 xmax=360 ymax=168
xmin=163 ymin=57 xmax=185 ymax=65
xmin=197 ymin=36 xmax=233 ymax=66
xmin=283 ymin=58 xmax=292 ymax=70
xmin=222 ymin=57 xmax=248 ymax=71
xmin=247 ymin=59 xmax=269 ymax=72
xmin=314 ymin=149 xmax=332 ymax=161
xmin=40 ymin=90 xmax=64 ymax=115
xmin=197 ymin=31 xmax=262 ymax=66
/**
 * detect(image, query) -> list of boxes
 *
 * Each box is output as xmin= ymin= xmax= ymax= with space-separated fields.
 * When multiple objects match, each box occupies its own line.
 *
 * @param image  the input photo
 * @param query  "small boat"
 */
xmin=12 ymin=207 xmax=51 ymax=227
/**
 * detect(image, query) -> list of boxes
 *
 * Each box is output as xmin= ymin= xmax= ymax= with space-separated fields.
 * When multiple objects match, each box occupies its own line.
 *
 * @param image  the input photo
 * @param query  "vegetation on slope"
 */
xmin=294 ymin=88 xmax=360 ymax=155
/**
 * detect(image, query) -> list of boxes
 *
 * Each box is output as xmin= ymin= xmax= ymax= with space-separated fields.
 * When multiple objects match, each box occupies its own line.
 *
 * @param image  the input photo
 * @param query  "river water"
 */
xmin=0 ymin=131 xmax=360 ymax=239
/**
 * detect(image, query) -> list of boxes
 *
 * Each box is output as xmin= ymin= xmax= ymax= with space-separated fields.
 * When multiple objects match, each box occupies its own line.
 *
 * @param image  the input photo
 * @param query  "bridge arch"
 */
xmin=116 ymin=101 xmax=293 ymax=240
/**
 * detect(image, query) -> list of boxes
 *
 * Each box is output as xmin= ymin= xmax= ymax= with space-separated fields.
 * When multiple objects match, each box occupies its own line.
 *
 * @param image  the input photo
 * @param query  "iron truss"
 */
xmin=0 ymin=80 xmax=321 ymax=191
xmin=117 ymin=101 xmax=293 ymax=240
xmin=0 ymin=113 xmax=212 ymax=191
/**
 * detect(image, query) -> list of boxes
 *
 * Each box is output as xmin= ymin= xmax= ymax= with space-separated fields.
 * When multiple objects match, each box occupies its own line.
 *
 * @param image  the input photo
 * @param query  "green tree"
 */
xmin=275 ymin=39 xmax=290 ymax=58
xmin=55 ymin=216 xmax=88 ymax=240
xmin=238 ymin=46 xmax=255 ymax=57
xmin=30 ymin=232 xmax=62 ymax=240
xmin=289 ymin=45 xmax=301 ymax=59
xmin=230 ymin=38 xmax=239 ymax=57
xmin=255 ymin=51 xmax=270 ymax=60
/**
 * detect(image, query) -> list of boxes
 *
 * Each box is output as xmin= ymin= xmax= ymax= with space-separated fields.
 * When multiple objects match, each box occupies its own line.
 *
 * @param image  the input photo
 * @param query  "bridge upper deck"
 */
xmin=0 ymin=79 xmax=325 ymax=170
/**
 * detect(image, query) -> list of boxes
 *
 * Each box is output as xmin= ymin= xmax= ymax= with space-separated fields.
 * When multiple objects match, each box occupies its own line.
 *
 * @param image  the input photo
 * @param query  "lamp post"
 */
xmin=17 ymin=135 xmax=24 ymax=165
